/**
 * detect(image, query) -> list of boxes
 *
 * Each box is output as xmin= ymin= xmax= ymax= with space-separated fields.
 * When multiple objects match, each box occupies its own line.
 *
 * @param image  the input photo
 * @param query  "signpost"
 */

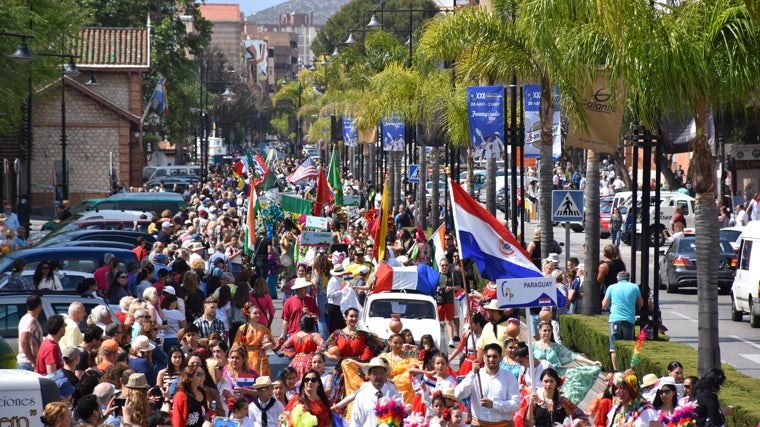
xmin=552 ymin=190 xmax=584 ymax=265
xmin=408 ymin=164 xmax=420 ymax=184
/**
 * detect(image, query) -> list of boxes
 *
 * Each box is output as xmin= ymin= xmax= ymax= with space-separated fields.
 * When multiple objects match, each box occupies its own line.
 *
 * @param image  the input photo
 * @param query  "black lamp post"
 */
xmin=2 ymin=31 xmax=34 ymax=210
xmin=38 ymin=52 xmax=79 ymax=200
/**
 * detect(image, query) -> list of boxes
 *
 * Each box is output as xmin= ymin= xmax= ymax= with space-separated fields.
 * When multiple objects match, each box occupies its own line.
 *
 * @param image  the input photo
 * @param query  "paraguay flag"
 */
xmin=236 ymin=373 xmax=257 ymax=387
xmin=371 ymin=263 xmax=439 ymax=297
xmin=448 ymin=179 xmax=542 ymax=281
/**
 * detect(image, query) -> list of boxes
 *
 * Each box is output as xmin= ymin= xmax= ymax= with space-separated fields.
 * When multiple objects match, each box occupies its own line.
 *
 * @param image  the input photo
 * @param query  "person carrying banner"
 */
xmin=455 ymin=342 xmax=520 ymax=427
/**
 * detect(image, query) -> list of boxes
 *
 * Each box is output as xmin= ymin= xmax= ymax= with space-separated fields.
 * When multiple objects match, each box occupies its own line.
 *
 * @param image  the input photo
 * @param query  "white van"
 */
xmin=730 ymin=220 xmax=760 ymax=327
xmin=613 ymin=191 xmax=695 ymax=244
xmin=142 ymin=165 xmax=201 ymax=182
xmin=0 ymin=370 xmax=61 ymax=426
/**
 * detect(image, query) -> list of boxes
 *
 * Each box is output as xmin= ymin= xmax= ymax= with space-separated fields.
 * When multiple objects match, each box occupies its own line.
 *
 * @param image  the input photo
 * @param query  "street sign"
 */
xmin=552 ymin=190 xmax=584 ymax=222
xmin=408 ymin=164 xmax=420 ymax=183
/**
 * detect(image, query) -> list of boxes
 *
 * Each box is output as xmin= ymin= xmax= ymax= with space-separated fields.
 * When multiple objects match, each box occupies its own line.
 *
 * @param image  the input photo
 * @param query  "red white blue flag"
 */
xmin=448 ymin=179 xmax=542 ymax=281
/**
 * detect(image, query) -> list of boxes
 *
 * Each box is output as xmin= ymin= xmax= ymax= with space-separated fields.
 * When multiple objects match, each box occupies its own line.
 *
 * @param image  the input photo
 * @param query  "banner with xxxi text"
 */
xmin=467 ymin=85 xmax=505 ymax=160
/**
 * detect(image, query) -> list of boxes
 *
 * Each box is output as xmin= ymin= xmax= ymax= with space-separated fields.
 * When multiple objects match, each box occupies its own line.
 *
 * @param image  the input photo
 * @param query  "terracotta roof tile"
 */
xmin=199 ymin=4 xmax=242 ymax=22
xmin=74 ymin=27 xmax=149 ymax=69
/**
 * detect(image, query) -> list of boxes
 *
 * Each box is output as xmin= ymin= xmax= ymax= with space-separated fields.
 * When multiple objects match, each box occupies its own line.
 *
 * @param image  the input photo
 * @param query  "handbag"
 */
xmin=279 ymin=252 xmax=293 ymax=268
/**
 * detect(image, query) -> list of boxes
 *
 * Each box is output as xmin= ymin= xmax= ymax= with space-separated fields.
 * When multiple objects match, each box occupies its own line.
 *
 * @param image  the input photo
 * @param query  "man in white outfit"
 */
xmin=349 ymin=357 xmax=401 ymax=427
xmin=455 ymin=343 xmax=520 ymax=426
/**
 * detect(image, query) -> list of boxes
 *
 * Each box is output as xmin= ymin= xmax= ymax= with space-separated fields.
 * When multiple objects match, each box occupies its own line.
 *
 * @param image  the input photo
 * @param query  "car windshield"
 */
xmin=369 ymin=299 xmax=436 ymax=319
xmin=720 ymin=229 xmax=742 ymax=243
xmin=676 ymin=238 xmax=732 ymax=254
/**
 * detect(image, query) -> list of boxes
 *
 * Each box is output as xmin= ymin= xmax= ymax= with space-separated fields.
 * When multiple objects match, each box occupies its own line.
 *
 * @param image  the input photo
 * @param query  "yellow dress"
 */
xmin=234 ymin=323 xmax=273 ymax=376
xmin=380 ymin=351 xmax=415 ymax=404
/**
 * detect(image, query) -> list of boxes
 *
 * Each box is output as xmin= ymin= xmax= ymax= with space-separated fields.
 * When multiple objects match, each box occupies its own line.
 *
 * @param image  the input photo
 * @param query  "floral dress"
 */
xmin=532 ymin=342 xmax=601 ymax=405
xmin=234 ymin=323 xmax=273 ymax=376
xmin=325 ymin=329 xmax=384 ymax=407
xmin=282 ymin=332 xmax=325 ymax=381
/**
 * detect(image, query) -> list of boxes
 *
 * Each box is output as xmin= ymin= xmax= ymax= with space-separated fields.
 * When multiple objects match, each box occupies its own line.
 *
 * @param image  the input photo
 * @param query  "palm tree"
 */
xmin=596 ymin=0 xmax=760 ymax=372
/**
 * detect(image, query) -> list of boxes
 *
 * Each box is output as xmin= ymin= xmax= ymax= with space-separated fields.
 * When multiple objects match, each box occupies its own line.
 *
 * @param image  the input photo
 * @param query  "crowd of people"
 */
xmin=2 ymin=155 xmax=739 ymax=427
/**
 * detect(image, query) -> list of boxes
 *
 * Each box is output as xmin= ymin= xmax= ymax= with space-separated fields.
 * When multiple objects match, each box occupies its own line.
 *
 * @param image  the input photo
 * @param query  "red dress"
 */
xmin=282 ymin=332 xmax=325 ymax=381
xmin=285 ymin=395 xmax=331 ymax=427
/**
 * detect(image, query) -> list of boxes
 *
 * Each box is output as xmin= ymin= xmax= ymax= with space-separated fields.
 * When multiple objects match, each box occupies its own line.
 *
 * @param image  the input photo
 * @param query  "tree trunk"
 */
xmin=583 ymin=150 xmax=602 ymax=315
xmin=486 ymin=157 xmax=496 ymax=215
xmin=432 ymin=146 xmax=441 ymax=231
xmin=418 ymin=146 xmax=428 ymax=229
xmin=539 ymin=74 xmax=555 ymax=259
xmin=693 ymin=98 xmax=721 ymax=375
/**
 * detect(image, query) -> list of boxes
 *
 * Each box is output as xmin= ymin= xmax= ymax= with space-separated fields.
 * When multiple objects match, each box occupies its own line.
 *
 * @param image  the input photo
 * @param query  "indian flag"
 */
xmin=429 ymin=223 xmax=447 ymax=272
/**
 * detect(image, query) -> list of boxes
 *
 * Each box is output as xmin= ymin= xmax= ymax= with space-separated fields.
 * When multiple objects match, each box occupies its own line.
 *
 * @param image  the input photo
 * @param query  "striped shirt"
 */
xmin=193 ymin=316 xmax=226 ymax=339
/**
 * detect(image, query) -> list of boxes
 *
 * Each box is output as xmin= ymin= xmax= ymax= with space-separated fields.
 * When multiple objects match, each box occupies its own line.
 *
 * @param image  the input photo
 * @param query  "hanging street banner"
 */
xmin=382 ymin=114 xmax=405 ymax=152
xmin=496 ymin=277 xmax=558 ymax=309
xmin=523 ymin=84 xmax=562 ymax=159
xmin=342 ymin=115 xmax=359 ymax=147
xmin=565 ymin=73 xmax=626 ymax=154
xmin=466 ymin=85 xmax=505 ymax=160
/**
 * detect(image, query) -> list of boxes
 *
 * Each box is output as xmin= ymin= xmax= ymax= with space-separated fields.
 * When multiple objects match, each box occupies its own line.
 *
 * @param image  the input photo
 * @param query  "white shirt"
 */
xmin=605 ymin=402 xmax=658 ymax=427
xmin=326 ymin=275 xmax=343 ymax=305
xmin=349 ymin=382 xmax=401 ymax=427
xmin=248 ymin=397 xmax=284 ymax=427
xmin=736 ymin=209 xmax=748 ymax=226
xmin=58 ymin=316 xmax=83 ymax=349
xmin=454 ymin=367 xmax=520 ymax=423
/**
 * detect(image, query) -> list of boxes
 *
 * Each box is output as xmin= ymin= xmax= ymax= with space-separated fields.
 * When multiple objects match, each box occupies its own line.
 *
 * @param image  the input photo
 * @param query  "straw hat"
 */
xmin=640 ymin=373 xmax=658 ymax=388
xmin=330 ymin=264 xmax=346 ymax=276
xmin=291 ymin=277 xmax=312 ymax=290
xmin=396 ymin=255 xmax=410 ymax=265
xmin=365 ymin=357 xmax=390 ymax=374
xmin=482 ymin=299 xmax=503 ymax=311
xmin=442 ymin=388 xmax=458 ymax=401
xmin=547 ymin=253 xmax=560 ymax=264
xmin=125 ymin=373 xmax=150 ymax=389
xmin=253 ymin=376 xmax=274 ymax=389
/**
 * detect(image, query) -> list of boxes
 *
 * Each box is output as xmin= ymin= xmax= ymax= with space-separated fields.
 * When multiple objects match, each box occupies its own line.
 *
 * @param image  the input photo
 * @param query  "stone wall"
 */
xmin=31 ymin=80 xmax=131 ymax=207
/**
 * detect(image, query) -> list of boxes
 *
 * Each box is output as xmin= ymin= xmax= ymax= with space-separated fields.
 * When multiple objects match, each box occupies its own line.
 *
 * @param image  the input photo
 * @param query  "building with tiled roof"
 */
xmin=26 ymin=25 xmax=151 ymax=208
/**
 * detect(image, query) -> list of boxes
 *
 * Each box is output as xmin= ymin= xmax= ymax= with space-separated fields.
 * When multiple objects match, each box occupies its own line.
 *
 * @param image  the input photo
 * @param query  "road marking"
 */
xmin=669 ymin=311 xmax=698 ymax=323
xmin=729 ymin=335 xmax=760 ymax=351
xmin=738 ymin=354 xmax=760 ymax=364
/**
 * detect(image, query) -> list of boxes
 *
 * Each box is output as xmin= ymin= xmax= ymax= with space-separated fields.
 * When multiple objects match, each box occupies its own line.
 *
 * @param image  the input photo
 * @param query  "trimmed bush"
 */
xmin=560 ymin=314 xmax=760 ymax=426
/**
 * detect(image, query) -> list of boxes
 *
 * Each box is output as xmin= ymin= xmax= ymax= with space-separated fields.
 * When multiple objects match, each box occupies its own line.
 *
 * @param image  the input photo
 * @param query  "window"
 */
xmin=740 ymin=240 xmax=753 ymax=271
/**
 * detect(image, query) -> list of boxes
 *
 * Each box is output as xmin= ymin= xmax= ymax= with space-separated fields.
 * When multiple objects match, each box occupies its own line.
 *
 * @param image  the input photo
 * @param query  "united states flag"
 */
xmin=287 ymin=157 xmax=318 ymax=183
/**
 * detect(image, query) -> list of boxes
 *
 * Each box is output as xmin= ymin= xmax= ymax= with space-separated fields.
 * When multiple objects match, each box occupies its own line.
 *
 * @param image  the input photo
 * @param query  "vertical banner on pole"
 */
xmin=565 ymin=73 xmax=626 ymax=154
xmin=342 ymin=116 xmax=358 ymax=147
xmin=466 ymin=85 xmax=505 ymax=160
xmin=382 ymin=114 xmax=405 ymax=152
xmin=523 ymin=84 xmax=562 ymax=159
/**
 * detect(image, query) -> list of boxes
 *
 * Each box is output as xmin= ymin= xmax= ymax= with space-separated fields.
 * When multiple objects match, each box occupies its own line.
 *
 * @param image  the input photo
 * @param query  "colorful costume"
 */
xmin=533 ymin=341 xmax=602 ymax=405
xmin=379 ymin=352 xmax=416 ymax=404
xmin=282 ymin=332 xmax=325 ymax=381
xmin=325 ymin=329 xmax=384 ymax=414
xmin=234 ymin=323 xmax=273 ymax=376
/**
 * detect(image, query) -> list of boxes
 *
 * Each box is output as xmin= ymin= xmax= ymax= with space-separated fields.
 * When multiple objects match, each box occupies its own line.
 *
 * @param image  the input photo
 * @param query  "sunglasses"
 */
xmin=302 ymin=377 xmax=319 ymax=383
xmin=195 ymin=372 xmax=205 ymax=378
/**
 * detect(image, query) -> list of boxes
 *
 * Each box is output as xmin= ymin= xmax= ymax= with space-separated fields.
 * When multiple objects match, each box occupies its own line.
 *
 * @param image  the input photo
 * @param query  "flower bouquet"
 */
xmin=375 ymin=396 xmax=407 ymax=427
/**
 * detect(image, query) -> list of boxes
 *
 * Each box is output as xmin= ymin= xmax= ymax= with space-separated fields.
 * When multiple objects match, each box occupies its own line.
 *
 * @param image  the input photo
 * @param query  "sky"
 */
xmin=203 ymin=0 xmax=288 ymax=15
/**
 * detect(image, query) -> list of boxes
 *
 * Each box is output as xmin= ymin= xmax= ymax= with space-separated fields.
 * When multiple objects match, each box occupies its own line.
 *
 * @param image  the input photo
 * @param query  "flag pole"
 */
xmin=470 ymin=328 xmax=484 ymax=399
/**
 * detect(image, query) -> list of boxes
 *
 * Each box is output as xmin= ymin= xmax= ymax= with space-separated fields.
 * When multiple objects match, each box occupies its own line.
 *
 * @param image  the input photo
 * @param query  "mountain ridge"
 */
xmin=249 ymin=0 xmax=350 ymax=25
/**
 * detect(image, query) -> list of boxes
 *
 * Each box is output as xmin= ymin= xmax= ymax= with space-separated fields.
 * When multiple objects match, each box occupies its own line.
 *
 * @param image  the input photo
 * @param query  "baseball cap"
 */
xmin=101 ymin=339 xmax=120 ymax=354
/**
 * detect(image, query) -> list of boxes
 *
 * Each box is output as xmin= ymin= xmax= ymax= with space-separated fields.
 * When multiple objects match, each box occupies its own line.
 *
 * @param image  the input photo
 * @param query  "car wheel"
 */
xmin=666 ymin=280 xmax=677 ymax=294
xmin=650 ymin=225 xmax=666 ymax=246
xmin=750 ymin=297 xmax=760 ymax=328
xmin=731 ymin=294 xmax=743 ymax=322
xmin=570 ymin=223 xmax=584 ymax=232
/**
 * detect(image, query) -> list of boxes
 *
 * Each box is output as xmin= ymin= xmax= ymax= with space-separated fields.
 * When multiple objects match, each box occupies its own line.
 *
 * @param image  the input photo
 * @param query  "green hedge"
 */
xmin=560 ymin=314 xmax=760 ymax=426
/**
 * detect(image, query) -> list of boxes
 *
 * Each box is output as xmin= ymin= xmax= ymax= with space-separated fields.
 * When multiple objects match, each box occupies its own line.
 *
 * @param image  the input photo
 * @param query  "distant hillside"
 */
xmin=250 ymin=0 xmax=350 ymax=25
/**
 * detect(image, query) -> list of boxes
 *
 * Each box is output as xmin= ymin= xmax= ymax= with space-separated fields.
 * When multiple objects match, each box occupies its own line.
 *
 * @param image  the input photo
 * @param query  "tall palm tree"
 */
xmin=596 ymin=0 xmax=760 ymax=372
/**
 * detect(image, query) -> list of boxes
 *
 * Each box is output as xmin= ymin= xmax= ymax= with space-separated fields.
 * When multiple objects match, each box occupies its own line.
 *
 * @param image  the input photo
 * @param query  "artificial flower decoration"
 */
xmin=375 ymin=396 xmax=407 ymax=427
xmin=630 ymin=328 xmax=649 ymax=367
xmin=402 ymin=412 xmax=429 ymax=427
xmin=287 ymin=404 xmax=317 ymax=427
xmin=658 ymin=402 xmax=697 ymax=427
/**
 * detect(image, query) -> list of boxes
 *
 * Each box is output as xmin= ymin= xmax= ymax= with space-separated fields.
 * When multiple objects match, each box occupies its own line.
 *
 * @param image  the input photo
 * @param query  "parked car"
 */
xmin=88 ymin=192 xmax=186 ymax=214
xmin=35 ymin=229 xmax=155 ymax=248
xmin=47 ymin=240 xmax=139 ymax=251
xmin=30 ymin=218 xmax=153 ymax=247
xmin=0 ymin=291 xmax=119 ymax=352
xmin=358 ymin=291 xmax=442 ymax=349
xmin=599 ymin=196 xmax=615 ymax=237
xmin=730 ymin=221 xmax=760 ymax=327
xmin=40 ymin=198 xmax=103 ymax=231
xmin=658 ymin=236 xmax=736 ymax=294
xmin=720 ymin=226 xmax=745 ymax=253
xmin=0 ymin=247 xmax=138 ymax=282
xmin=0 ymin=270 xmax=93 ymax=292
xmin=35 ymin=209 xmax=154 ymax=244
